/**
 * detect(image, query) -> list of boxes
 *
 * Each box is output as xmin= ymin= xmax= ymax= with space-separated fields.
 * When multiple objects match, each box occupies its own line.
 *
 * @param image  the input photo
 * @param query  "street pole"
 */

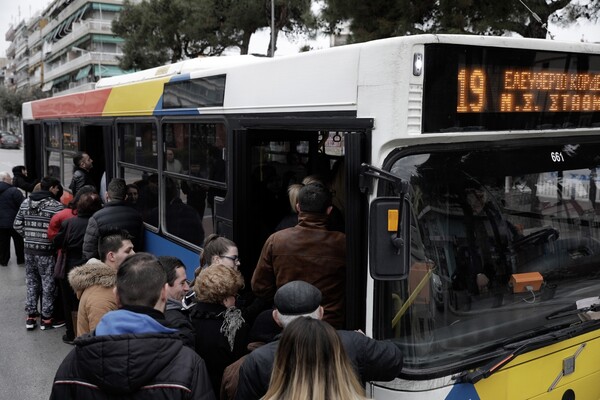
xmin=270 ymin=0 xmax=275 ymax=57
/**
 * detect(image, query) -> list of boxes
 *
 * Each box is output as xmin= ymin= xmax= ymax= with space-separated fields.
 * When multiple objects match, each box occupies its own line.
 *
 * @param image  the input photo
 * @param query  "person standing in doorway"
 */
xmin=252 ymin=182 xmax=346 ymax=328
xmin=69 ymin=152 xmax=95 ymax=195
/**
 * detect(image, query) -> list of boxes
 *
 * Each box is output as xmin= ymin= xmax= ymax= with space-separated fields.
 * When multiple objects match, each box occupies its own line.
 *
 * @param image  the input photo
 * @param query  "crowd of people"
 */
xmin=0 ymin=153 xmax=404 ymax=399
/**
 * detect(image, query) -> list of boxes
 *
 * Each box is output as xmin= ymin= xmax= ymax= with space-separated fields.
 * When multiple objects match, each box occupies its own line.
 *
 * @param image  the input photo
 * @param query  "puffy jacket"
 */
xmin=68 ymin=259 xmax=117 ymax=336
xmin=82 ymin=200 xmax=144 ymax=259
xmin=50 ymin=309 xmax=216 ymax=400
xmin=252 ymin=212 xmax=346 ymax=328
xmin=0 ymin=182 xmax=24 ymax=228
xmin=13 ymin=191 xmax=64 ymax=255
xmin=236 ymin=330 xmax=404 ymax=400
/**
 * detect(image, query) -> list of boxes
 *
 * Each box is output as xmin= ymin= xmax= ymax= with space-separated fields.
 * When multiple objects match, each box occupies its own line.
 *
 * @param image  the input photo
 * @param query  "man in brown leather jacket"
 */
xmin=251 ymin=182 xmax=346 ymax=328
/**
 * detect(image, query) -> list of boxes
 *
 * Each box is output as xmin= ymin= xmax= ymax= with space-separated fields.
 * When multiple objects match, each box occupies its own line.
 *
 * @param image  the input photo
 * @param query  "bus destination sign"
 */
xmin=422 ymin=43 xmax=600 ymax=133
xmin=457 ymin=68 xmax=600 ymax=113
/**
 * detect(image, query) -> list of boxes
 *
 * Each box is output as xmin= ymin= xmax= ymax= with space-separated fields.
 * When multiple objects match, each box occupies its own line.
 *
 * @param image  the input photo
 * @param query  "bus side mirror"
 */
xmin=369 ymin=197 xmax=411 ymax=280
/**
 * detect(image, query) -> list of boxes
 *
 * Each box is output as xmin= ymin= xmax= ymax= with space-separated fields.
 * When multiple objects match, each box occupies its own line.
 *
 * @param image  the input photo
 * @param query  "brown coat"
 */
xmin=67 ymin=258 xmax=117 ymax=337
xmin=252 ymin=212 xmax=346 ymax=328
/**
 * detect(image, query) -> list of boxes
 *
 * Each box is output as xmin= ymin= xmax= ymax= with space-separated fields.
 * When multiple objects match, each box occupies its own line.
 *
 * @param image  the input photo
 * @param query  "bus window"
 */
xmin=48 ymin=151 xmax=61 ymax=181
xmin=45 ymin=122 xmax=60 ymax=149
xmin=377 ymin=138 xmax=600 ymax=372
xmin=118 ymin=122 xmax=159 ymax=226
xmin=162 ymin=121 xmax=227 ymax=243
xmin=119 ymin=123 xmax=158 ymax=169
xmin=62 ymin=122 xmax=79 ymax=152
xmin=122 ymin=167 xmax=158 ymax=227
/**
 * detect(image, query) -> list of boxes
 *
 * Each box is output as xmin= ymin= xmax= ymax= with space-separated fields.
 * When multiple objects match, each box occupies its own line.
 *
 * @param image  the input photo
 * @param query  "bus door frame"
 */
xmin=231 ymin=116 xmax=372 ymax=330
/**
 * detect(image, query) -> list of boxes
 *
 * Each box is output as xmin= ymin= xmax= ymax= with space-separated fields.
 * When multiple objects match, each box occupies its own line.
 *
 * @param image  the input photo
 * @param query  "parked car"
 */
xmin=0 ymin=131 xmax=21 ymax=149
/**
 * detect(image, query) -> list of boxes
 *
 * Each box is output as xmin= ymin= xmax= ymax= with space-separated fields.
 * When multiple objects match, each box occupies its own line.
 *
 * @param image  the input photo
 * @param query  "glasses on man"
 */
xmin=220 ymin=255 xmax=240 ymax=263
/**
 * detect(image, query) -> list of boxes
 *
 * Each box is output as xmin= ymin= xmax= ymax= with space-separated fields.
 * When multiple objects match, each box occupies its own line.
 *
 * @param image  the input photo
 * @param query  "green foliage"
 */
xmin=321 ymin=0 xmax=599 ymax=42
xmin=0 ymin=86 xmax=47 ymax=118
xmin=113 ymin=0 xmax=317 ymax=69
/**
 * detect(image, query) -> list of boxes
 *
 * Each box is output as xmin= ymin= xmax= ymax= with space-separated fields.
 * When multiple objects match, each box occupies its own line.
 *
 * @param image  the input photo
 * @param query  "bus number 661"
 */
xmin=551 ymin=152 xmax=565 ymax=162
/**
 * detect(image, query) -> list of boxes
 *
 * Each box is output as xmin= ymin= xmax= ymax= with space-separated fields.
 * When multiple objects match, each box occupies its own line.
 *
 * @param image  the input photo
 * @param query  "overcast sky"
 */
xmin=1 ymin=0 xmax=599 ymax=59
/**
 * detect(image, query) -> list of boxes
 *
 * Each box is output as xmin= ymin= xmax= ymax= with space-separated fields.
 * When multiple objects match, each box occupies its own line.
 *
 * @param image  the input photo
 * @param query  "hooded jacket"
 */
xmin=50 ymin=308 xmax=216 ymax=400
xmin=13 ymin=190 xmax=64 ymax=255
xmin=68 ymin=258 xmax=117 ymax=336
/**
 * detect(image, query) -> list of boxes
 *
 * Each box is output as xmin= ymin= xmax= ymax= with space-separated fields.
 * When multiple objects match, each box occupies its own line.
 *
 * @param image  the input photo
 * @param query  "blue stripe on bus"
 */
xmin=445 ymin=383 xmax=480 ymax=400
xmin=152 ymin=94 xmax=201 ymax=116
xmin=169 ymin=73 xmax=191 ymax=82
xmin=153 ymin=108 xmax=202 ymax=116
xmin=144 ymin=230 xmax=200 ymax=280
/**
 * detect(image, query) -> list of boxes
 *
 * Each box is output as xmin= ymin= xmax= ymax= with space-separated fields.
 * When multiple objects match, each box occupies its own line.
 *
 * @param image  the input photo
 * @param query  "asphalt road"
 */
xmin=0 ymin=147 xmax=72 ymax=400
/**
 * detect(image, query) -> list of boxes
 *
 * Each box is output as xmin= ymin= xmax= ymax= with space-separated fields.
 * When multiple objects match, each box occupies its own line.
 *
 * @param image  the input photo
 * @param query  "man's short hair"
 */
xmin=40 ymin=176 xmax=60 ymax=191
xmin=298 ymin=182 xmax=332 ymax=214
xmin=73 ymin=152 xmax=86 ymax=167
xmin=107 ymin=178 xmax=127 ymax=201
xmin=158 ymin=255 xmax=185 ymax=287
xmin=116 ymin=253 xmax=166 ymax=308
xmin=98 ymin=228 xmax=133 ymax=262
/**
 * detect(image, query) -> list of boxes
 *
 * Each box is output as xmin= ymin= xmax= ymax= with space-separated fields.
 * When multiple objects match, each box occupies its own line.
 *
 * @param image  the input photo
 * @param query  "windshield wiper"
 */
xmin=546 ymin=297 xmax=600 ymax=320
xmin=454 ymin=321 xmax=598 ymax=384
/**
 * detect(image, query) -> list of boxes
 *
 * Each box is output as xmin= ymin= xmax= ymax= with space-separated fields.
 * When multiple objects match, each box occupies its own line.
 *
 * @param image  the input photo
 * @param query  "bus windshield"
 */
xmin=379 ymin=137 xmax=600 ymax=374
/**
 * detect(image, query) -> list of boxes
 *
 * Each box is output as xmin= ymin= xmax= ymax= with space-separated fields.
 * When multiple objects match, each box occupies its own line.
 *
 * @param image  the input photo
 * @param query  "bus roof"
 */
xmin=22 ymin=34 xmax=600 ymax=121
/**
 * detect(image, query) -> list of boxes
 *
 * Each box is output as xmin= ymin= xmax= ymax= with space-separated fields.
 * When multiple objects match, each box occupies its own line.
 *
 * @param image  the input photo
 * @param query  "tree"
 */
xmin=113 ymin=0 xmax=241 ymax=70
xmin=0 ymin=86 xmax=47 ymax=119
xmin=113 ymin=0 xmax=317 ymax=70
xmin=321 ymin=0 xmax=600 ymax=42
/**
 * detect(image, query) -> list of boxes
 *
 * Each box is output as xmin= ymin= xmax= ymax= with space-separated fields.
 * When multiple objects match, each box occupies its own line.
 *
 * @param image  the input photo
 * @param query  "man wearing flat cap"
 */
xmin=235 ymin=281 xmax=403 ymax=400
xmin=252 ymin=182 xmax=346 ymax=328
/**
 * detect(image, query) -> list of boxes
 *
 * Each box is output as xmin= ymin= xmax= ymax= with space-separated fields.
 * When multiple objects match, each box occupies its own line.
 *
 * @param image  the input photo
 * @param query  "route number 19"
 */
xmin=457 ymin=68 xmax=486 ymax=113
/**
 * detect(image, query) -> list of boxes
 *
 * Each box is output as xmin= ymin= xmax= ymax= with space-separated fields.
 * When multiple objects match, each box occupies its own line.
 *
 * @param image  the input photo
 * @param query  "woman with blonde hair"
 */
xmin=190 ymin=263 xmax=248 ymax=398
xmin=264 ymin=317 xmax=368 ymax=400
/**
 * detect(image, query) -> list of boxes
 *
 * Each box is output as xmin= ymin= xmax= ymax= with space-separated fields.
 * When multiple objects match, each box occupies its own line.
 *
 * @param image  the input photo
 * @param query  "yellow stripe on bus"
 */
xmin=475 ymin=329 xmax=600 ymax=399
xmin=102 ymin=77 xmax=171 ymax=116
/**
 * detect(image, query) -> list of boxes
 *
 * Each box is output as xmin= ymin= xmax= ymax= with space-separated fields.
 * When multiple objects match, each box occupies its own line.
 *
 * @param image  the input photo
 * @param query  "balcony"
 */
xmin=44 ymin=51 xmax=122 ymax=82
xmin=60 ymin=81 xmax=96 ymax=95
xmin=29 ymin=51 xmax=43 ymax=68
xmin=49 ymin=19 xmax=114 ymax=56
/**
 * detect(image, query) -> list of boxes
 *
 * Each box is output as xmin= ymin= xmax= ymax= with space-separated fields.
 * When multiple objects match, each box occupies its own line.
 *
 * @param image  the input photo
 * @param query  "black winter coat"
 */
xmin=0 ymin=182 xmax=24 ymax=228
xmin=235 ymin=329 xmax=404 ymax=400
xmin=53 ymin=212 xmax=93 ymax=269
xmin=82 ymin=201 xmax=144 ymax=259
xmin=11 ymin=169 xmax=37 ymax=194
xmin=50 ymin=331 xmax=216 ymax=400
xmin=190 ymin=302 xmax=249 ymax=398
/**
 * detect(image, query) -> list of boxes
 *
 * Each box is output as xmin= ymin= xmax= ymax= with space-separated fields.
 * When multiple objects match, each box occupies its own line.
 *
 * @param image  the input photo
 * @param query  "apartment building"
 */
xmin=4 ymin=0 xmax=134 ymax=96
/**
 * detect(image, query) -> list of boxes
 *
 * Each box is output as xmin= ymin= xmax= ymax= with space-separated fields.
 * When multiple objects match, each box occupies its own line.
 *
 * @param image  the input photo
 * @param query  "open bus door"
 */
xmin=79 ymin=123 xmax=111 ymax=192
xmin=231 ymin=124 xmax=370 ymax=330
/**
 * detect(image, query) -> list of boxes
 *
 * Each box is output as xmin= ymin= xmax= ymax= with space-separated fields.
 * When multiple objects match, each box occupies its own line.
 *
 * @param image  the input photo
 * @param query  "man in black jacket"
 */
xmin=158 ymin=255 xmax=195 ymax=347
xmin=50 ymin=252 xmax=215 ymax=400
xmin=69 ymin=152 xmax=95 ymax=195
xmin=83 ymin=178 xmax=144 ymax=259
xmin=0 ymin=171 xmax=24 ymax=266
xmin=235 ymin=281 xmax=404 ymax=400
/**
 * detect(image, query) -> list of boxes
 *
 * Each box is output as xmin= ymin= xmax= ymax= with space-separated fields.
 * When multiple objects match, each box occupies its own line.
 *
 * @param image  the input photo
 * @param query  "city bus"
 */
xmin=22 ymin=34 xmax=600 ymax=399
